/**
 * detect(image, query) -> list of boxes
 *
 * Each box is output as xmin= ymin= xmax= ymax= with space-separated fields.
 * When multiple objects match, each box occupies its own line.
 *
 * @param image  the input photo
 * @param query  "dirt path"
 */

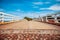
xmin=0 ymin=20 xmax=60 ymax=30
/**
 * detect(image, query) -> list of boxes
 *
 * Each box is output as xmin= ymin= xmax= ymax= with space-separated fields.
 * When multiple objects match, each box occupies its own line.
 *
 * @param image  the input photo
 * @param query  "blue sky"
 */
xmin=0 ymin=0 xmax=60 ymax=19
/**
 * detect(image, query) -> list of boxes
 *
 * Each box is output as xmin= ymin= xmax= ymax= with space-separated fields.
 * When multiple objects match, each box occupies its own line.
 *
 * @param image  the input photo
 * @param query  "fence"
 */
xmin=0 ymin=12 xmax=20 ymax=24
xmin=35 ymin=13 xmax=60 ymax=23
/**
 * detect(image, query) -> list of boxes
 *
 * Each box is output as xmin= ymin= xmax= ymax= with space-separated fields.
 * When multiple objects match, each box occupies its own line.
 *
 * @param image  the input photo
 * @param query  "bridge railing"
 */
xmin=35 ymin=13 xmax=60 ymax=24
xmin=0 ymin=12 xmax=20 ymax=24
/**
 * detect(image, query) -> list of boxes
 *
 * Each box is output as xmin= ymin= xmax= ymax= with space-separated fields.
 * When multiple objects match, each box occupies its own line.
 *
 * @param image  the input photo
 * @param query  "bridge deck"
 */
xmin=0 ymin=20 xmax=60 ymax=30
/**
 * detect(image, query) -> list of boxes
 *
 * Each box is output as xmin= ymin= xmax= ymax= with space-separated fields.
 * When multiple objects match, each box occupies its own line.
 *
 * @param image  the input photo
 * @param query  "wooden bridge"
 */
xmin=0 ymin=21 xmax=60 ymax=40
xmin=0 ymin=12 xmax=60 ymax=40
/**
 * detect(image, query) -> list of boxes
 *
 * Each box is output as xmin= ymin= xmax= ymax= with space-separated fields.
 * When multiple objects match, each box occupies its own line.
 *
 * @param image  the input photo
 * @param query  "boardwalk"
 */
xmin=0 ymin=20 xmax=60 ymax=30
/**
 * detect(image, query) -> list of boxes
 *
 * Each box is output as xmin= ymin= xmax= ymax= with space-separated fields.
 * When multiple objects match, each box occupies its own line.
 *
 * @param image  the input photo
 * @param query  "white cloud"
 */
xmin=9 ymin=9 xmax=25 ymax=16
xmin=16 ymin=9 xmax=24 ymax=12
xmin=33 ymin=2 xmax=50 ymax=5
xmin=24 ymin=12 xmax=40 ymax=18
xmin=40 ymin=4 xmax=60 ymax=10
xmin=48 ymin=4 xmax=60 ymax=10
xmin=32 ymin=5 xmax=39 ymax=8
xmin=33 ymin=2 xmax=43 ymax=5
xmin=56 ymin=0 xmax=60 ymax=1
xmin=40 ymin=8 xmax=47 ymax=10
xmin=32 ymin=2 xmax=50 ymax=8
xmin=25 ymin=11 xmax=54 ymax=18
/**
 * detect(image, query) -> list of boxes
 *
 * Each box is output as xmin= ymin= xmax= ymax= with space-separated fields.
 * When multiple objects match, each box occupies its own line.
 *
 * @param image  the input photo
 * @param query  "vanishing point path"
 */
xmin=0 ymin=20 xmax=60 ymax=30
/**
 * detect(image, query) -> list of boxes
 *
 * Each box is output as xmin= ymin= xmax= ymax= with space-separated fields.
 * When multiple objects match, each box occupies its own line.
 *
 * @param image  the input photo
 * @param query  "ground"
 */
xmin=0 ymin=20 xmax=60 ymax=30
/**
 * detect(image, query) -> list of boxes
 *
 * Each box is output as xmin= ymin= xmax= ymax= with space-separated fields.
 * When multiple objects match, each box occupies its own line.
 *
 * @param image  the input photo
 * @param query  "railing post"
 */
xmin=54 ymin=15 xmax=58 ymax=23
xmin=41 ymin=17 xmax=43 ymax=22
xmin=1 ymin=13 xmax=4 ymax=23
xmin=46 ymin=16 xmax=48 ymax=22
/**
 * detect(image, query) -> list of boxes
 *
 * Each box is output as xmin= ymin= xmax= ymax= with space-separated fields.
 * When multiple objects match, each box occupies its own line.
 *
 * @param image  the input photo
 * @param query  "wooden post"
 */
xmin=1 ymin=13 xmax=4 ymax=23
xmin=46 ymin=16 xmax=48 ymax=22
xmin=54 ymin=15 xmax=58 ymax=23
